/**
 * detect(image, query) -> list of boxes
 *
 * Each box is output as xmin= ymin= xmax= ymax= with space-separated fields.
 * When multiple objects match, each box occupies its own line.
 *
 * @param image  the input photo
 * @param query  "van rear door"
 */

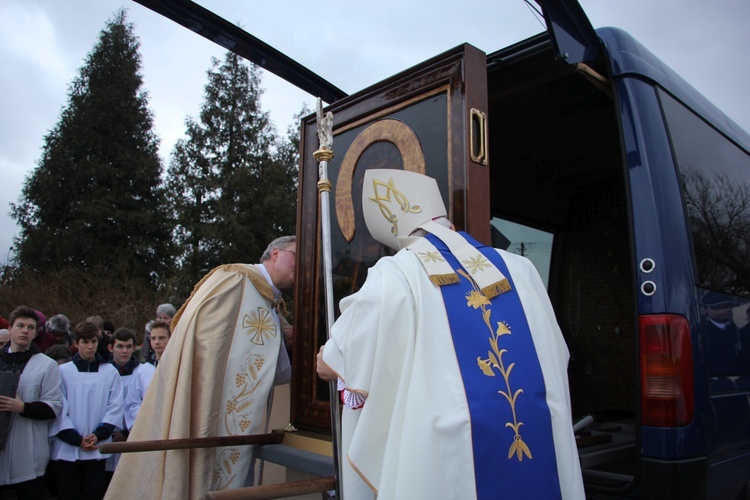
xmin=535 ymin=0 xmax=601 ymax=67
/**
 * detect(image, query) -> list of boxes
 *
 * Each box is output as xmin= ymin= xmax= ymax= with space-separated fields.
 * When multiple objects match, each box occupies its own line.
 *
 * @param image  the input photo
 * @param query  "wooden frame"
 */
xmin=291 ymin=44 xmax=490 ymax=432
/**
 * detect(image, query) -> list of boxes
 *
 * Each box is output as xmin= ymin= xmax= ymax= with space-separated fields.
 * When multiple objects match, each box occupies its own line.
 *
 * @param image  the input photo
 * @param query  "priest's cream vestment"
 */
xmin=106 ymin=264 xmax=290 ymax=499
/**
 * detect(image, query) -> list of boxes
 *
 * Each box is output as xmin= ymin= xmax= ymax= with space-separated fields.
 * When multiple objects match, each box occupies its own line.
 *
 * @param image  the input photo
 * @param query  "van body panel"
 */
xmin=707 ymin=451 xmax=750 ymax=500
xmin=639 ymin=456 xmax=707 ymax=499
xmin=599 ymin=27 xmax=750 ymax=148
xmin=613 ymin=76 xmax=707 ymax=460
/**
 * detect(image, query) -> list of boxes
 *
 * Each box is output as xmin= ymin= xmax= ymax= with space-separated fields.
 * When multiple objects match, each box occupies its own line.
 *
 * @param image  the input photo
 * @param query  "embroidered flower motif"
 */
xmin=418 ymin=251 xmax=445 ymax=263
xmin=243 ymin=307 xmax=276 ymax=345
xmin=459 ymin=268 xmax=532 ymax=462
xmin=466 ymin=290 xmax=491 ymax=309
xmin=461 ymin=254 xmax=492 ymax=274
xmin=477 ymin=356 xmax=495 ymax=376
xmin=496 ymin=321 xmax=511 ymax=336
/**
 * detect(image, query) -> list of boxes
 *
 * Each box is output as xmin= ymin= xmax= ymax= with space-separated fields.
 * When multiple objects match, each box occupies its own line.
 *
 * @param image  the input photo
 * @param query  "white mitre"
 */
xmin=362 ymin=169 xmax=510 ymax=298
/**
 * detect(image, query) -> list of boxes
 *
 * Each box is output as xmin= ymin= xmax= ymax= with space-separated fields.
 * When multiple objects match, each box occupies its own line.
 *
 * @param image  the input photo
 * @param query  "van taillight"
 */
xmin=639 ymin=315 xmax=694 ymax=427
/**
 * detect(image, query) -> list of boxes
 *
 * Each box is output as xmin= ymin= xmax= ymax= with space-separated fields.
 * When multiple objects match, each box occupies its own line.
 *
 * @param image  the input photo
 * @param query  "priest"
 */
xmin=317 ymin=170 xmax=584 ymax=499
xmin=106 ymin=236 xmax=296 ymax=499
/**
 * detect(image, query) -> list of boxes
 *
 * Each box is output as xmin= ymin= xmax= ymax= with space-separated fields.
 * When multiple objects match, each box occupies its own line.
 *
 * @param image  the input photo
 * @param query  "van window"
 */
xmin=660 ymin=90 xmax=750 ymax=298
xmin=491 ymin=217 xmax=553 ymax=287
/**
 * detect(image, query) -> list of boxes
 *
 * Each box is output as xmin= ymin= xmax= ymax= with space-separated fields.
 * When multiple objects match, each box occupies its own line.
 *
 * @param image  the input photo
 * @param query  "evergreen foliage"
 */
xmin=166 ymin=52 xmax=298 ymax=298
xmin=10 ymin=9 xmax=173 ymax=285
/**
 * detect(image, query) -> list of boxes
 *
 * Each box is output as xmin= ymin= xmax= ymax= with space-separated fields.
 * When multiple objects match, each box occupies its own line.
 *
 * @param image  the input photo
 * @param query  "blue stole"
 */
xmin=425 ymin=232 xmax=562 ymax=499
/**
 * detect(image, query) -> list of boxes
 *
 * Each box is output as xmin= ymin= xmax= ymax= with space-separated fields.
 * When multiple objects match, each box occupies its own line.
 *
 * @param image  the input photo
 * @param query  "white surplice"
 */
xmin=0 ymin=352 xmax=63 ymax=485
xmin=50 ymin=361 xmax=123 ymax=462
xmin=123 ymin=361 xmax=155 ymax=431
xmin=106 ymin=361 xmax=153 ymax=472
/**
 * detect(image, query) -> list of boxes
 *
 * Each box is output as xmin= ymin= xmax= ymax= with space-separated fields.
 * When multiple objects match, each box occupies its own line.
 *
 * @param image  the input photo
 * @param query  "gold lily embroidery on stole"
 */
xmin=460 ymin=269 xmax=532 ymax=461
xmin=243 ymin=307 xmax=277 ymax=345
xmin=213 ymin=352 xmax=267 ymax=489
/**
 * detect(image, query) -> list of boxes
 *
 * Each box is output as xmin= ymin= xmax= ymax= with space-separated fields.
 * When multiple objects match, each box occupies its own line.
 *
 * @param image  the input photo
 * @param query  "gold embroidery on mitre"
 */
xmin=243 ymin=307 xmax=277 ymax=345
xmin=458 ymin=268 xmax=532 ymax=462
xmin=369 ymin=177 xmax=422 ymax=237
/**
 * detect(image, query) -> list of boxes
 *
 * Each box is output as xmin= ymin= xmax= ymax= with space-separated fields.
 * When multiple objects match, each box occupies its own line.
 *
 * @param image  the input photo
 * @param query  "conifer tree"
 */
xmin=10 ymin=9 xmax=172 ymax=284
xmin=167 ymin=52 xmax=297 ymax=297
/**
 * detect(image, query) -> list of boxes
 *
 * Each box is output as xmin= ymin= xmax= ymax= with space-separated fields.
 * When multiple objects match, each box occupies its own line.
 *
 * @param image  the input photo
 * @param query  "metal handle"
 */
xmin=470 ymin=108 xmax=488 ymax=165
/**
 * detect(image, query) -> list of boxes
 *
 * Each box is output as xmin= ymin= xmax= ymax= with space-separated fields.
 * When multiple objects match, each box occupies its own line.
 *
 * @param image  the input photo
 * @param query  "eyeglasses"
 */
xmin=279 ymin=248 xmax=296 ymax=256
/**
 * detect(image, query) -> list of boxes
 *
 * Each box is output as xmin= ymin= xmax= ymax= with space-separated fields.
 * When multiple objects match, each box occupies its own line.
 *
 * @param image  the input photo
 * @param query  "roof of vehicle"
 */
xmin=599 ymin=26 xmax=750 ymax=151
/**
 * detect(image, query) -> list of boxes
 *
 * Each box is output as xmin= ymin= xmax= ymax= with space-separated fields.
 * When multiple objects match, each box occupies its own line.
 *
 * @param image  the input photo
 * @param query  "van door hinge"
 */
xmin=574 ymin=62 xmax=612 ymax=97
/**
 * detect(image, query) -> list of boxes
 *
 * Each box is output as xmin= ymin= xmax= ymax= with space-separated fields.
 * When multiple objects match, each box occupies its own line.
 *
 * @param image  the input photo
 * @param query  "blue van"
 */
xmin=457 ymin=3 xmax=750 ymax=498
xmin=138 ymin=0 xmax=750 ymax=497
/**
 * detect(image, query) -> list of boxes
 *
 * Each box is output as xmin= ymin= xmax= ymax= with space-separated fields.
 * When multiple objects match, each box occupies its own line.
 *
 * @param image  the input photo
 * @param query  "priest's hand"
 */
xmin=316 ymin=346 xmax=337 ymax=381
xmin=282 ymin=323 xmax=293 ymax=349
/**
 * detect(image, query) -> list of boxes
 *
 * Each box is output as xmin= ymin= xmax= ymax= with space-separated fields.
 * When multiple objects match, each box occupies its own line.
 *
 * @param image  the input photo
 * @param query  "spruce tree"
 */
xmin=167 ymin=52 xmax=297 ymax=297
xmin=10 ymin=9 xmax=172 ymax=284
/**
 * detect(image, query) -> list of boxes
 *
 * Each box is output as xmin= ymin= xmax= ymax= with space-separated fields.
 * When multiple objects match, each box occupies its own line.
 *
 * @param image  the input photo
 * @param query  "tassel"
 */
xmin=481 ymin=279 xmax=511 ymax=299
xmin=429 ymin=273 xmax=460 ymax=286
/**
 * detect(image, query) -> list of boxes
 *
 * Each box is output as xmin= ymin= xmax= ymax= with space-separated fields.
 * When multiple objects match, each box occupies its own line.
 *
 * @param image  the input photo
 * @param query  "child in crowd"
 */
xmin=0 ymin=305 xmax=64 ymax=499
xmin=104 ymin=328 xmax=151 ymax=484
xmin=124 ymin=321 xmax=168 ymax=432
xmin=147 ymin=320 xmax=171 ymax=367
xmin=50 ymin=321 xmax=123 ymax=500
xmin=140 ymin=304 xmax=176 ymax=363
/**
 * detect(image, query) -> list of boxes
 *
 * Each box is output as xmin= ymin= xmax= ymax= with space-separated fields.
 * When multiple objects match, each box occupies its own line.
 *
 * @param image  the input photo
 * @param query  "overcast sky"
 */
xmin=2 ymin=0 xmax=749 ymax=265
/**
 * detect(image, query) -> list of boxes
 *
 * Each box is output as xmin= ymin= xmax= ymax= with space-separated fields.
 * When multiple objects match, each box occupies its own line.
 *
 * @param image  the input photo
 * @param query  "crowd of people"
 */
xmin=0 ymin=235 xmax=297 ymax=500
xmin=0 ymin=303 xmax=174 ymax=499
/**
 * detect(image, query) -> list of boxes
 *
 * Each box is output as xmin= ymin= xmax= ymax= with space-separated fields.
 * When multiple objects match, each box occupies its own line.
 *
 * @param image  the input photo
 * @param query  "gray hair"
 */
xmin=156 ymin=303 xmax=176 ymax=317
xmin=260 ymin=235 xmax=296 ymax=262
xmin=46 ymin=314 xmax=71 ymax=334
